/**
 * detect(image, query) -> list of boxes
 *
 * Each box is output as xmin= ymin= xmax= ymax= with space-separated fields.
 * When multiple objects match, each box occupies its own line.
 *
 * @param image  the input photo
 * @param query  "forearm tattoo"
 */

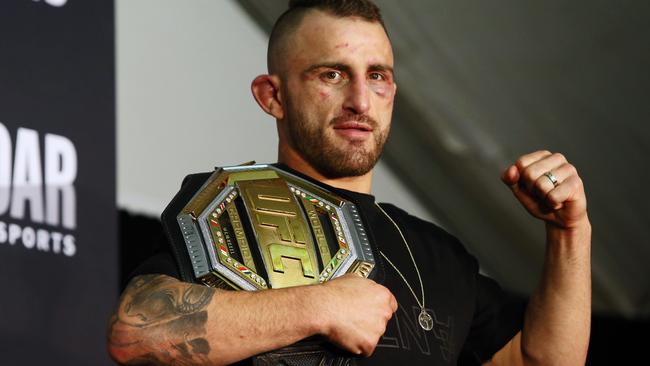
xmin=108 ymin=274 xmax=216 ymax=365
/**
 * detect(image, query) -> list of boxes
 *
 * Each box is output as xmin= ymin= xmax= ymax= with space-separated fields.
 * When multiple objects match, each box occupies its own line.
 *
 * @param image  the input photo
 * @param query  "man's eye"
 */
xmin=369 ymin=72 xmax=385 ymax=81
xmin=322 ymin=71 xmax=342 ymax=81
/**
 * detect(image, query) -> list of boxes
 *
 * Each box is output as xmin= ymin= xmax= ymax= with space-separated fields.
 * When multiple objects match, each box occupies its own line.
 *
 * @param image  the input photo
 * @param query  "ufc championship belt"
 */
xmin=161 ymin=164 xmax=378 ymax=366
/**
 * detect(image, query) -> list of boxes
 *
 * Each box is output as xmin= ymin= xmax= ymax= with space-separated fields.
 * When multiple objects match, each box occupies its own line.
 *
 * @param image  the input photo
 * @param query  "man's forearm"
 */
xmin=521 ymin=219 xmax=592 ymax=365
xmin=107 ymin=274 xmax=322 ymax=366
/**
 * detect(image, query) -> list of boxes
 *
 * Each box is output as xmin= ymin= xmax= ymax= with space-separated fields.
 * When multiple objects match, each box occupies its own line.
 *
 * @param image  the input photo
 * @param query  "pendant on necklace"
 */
xmin=418 ymin=309 xmax=433 ymax=331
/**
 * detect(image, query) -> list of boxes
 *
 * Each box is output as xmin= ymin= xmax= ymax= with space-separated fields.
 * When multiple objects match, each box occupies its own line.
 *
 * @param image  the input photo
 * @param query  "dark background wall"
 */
xmin=0 ymin=1 xmax=116 ymax=365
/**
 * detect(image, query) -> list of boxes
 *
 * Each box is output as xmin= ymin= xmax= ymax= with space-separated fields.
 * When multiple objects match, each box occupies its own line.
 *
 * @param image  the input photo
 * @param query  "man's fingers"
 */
xmin=546 ymin=174 xmax=583 ymax=210
xmin=519 ymin=152 xmax=567 ymax=192
xmin=501 ymin=165 xmax=519 ymax=186
xmin=389 ymin=293 xmax=398 ymax=313
xmin=504 ymin=150 xmax=587 ymax=227
xmin=533 ymin=162 xmax=577 ymax=198
xmin=503 ymin=150 xmax=556 ymax=187
xmin=515 ymin=150 xmax=553 ymax=171
xmin=508 ymin=179 xmax=540 ymax=212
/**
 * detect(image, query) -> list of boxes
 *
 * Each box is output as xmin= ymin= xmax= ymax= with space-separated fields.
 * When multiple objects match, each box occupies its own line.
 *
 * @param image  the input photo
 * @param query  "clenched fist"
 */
xmin=501 ymin=150 xmax=589 ymax=230
xmin=313 ymin=274 xmax=397 ymax=357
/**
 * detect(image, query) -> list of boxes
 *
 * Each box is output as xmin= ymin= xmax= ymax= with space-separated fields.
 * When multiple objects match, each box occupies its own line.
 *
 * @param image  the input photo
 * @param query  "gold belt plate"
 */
xmin=177 ymin=164 xmax=375 ymax=290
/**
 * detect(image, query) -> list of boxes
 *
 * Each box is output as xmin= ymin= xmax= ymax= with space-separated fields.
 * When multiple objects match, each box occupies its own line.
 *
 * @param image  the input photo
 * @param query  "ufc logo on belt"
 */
xmin=239 ymin=179 xmax=319 ymax=287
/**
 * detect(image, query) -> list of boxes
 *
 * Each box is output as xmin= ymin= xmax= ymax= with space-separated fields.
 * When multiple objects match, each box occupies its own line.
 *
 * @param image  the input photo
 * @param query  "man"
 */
xmin=108 ymin=1 xmax=591 ymax=365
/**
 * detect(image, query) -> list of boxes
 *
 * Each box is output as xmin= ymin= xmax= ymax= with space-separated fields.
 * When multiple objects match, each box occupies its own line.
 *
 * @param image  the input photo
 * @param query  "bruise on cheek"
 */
xmin=318 ymin=89 xmax=331 ymax=100
xmin=370 ymin=83 xmax=394 ymax=99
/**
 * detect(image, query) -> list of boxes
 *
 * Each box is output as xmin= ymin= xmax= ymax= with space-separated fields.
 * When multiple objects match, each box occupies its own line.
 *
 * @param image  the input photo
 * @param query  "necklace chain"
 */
xmin=375 ymin=203 xmax=426 ymax=310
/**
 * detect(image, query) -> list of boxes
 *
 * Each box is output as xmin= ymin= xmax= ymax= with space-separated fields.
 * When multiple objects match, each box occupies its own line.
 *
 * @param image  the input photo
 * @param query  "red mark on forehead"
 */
xmin=335 ymin=42 xmax=349 ymax=49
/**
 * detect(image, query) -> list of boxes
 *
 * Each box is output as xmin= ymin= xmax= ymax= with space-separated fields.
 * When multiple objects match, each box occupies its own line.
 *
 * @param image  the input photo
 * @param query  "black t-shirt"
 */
xmin=131 ymin=167 xmax=525 ymax=365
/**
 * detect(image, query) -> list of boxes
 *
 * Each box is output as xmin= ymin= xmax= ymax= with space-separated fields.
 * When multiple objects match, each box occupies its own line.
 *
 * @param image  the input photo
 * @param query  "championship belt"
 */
xmin=161 ymin=163 xmax=377 ymax=366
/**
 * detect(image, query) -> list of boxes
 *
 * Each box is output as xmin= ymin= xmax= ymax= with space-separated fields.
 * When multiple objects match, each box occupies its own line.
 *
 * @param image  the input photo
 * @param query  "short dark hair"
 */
xmin=267 ymin=0 xmax=387 ymax=74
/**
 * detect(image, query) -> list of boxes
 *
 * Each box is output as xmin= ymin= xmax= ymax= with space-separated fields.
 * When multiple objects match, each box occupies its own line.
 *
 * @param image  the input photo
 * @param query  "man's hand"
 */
xmin=316 ymin=274 xmax=398 ymax=357
xmin=501 ymin=150 xmax=588 ymax=230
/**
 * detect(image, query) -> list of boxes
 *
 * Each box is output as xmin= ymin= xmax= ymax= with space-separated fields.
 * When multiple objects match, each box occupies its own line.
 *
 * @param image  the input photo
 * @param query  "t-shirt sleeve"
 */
xmin=461 ymin=263 xmax=527 ymax=364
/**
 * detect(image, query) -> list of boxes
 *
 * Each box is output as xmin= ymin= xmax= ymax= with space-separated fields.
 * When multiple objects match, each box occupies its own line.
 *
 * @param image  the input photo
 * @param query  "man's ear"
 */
xmin=251 ymin=74 xmax=284 ymax=119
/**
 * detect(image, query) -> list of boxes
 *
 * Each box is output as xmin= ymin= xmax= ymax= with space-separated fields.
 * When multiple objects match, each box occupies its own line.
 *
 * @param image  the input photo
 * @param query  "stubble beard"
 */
xmin=285 ymin=100 xmax=389 ymax=179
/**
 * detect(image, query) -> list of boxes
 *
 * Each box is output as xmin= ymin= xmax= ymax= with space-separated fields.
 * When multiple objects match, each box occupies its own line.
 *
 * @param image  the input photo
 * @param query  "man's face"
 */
xmin=279 ymin=11 xmax=396 ymax=179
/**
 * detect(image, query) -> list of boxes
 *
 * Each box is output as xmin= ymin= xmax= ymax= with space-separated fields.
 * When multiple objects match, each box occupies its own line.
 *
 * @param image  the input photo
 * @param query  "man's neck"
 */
xmin=278 ymin=148 xmax=373 ymax=194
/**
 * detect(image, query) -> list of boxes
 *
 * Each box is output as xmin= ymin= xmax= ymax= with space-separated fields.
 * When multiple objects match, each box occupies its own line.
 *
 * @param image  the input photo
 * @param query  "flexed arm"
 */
xmin=487 ymin=150 xmax=591 ymax=366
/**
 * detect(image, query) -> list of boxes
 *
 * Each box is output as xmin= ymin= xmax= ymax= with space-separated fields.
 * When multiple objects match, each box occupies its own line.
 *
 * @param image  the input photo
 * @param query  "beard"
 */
xmin=284 ymin=98 xmax=389 ymax=179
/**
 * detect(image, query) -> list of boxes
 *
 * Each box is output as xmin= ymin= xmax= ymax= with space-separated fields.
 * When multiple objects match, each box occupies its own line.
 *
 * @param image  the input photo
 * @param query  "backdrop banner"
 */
xmin=0 ymin=0 xmax=116 ymax=364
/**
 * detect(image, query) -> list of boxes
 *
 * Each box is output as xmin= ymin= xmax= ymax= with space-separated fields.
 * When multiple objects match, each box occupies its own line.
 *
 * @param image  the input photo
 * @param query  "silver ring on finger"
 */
xmin=543 ymin=171 xmax=559 ymax=188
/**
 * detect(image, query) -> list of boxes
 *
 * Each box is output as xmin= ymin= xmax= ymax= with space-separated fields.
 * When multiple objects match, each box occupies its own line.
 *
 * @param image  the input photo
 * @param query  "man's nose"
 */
xmin=343 ymin=78 xmax=370 ymax=115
